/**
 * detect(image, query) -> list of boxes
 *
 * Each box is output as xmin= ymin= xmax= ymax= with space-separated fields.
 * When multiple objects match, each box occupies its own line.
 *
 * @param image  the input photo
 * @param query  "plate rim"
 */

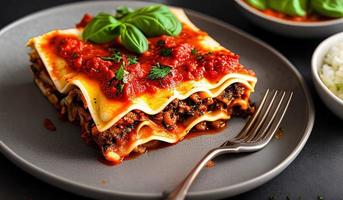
xmin=0 ymin=1 xmax=315 ymax=199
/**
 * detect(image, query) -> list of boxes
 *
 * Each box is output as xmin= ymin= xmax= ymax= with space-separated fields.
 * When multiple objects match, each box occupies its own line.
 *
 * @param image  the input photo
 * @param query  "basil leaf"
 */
xmin=268 ymin=0 xmax=308 ymax=17
xmin=247 ymin=0 xmax=267 ymax=10
xmin=115 ymin=6 xmax=134 ymax=19
xmin=121 ymin=5 xmax=182 ymax=37
xmin=311 ymin=0 xmax=343 ymax=17
xmin=120 ymin=23 xmax=148 ymax=54
xmin=83 ymin=13 xmax=121 ymax=43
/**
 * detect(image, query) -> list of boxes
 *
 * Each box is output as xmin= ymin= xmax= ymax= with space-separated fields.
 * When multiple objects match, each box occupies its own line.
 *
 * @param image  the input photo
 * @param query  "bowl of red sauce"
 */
xmin=234 ymin=0 xmax=343 ymax=38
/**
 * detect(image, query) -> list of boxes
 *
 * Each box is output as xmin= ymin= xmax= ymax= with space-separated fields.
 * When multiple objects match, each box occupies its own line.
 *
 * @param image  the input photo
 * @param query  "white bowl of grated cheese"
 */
xmin=312 ymin=32 xmax=343 ymax=119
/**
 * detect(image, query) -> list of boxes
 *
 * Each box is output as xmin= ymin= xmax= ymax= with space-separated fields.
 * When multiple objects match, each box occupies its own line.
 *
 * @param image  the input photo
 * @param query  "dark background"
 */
xmin=1 ymin=0 xmax=342 ymax=199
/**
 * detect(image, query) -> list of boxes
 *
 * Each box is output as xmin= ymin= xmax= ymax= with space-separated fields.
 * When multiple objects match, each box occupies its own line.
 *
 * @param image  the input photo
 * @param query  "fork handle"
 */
xmin=165 ymin=147 xmax=238 ymax=200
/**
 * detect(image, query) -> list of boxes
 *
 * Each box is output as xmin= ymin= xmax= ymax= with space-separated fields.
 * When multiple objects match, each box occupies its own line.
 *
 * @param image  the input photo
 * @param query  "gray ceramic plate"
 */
xmin=0 ymin=1 xmax=314 ymax=200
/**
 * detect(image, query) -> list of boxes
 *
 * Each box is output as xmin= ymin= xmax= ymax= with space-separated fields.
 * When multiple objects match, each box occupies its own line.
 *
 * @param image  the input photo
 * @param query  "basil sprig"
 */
xmin=82 ymin=5 xmax=182 ymax=54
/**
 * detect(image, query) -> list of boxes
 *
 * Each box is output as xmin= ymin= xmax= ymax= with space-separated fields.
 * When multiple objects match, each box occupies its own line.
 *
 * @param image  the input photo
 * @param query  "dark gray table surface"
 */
xmin=1 ymin=0 xmax=342 ymax=199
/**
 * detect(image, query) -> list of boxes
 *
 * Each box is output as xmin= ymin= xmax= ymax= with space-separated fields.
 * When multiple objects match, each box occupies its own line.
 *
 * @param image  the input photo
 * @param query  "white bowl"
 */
xmin=312 ymin=32 xmax=343 ymax=119
xmin=234 ymin=0 xmax=343 ymax=38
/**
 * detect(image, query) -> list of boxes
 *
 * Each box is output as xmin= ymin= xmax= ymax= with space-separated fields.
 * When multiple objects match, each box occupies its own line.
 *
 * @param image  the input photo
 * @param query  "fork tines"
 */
xmin=234 ymin=89 xmax=293 ymax=144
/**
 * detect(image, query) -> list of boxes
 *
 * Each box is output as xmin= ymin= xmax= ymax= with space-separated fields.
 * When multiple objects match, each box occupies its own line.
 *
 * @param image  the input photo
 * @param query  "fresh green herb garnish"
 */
xmin=119 ymin=23 xmax=148 ymax=54
xmin=117 ymin=83 xmax=125 ymax=94
xmin=116 ymin=64 xmax=125 ymax=81
xmin=191 ymin=48 xmax=197 ymax=55
xmin=128 ymin=56 xmax=138 ymax=65
xmin=82 ymin=5 xmax=182 ymax=54
xmin=312 ymin=0 xmax=343 ymax=18
xmin=116 ymin=63 xmax=128 ymax=83
xmin=113 ymin=62 xmax=128 ymax=95
xmin=247 ymin=0 xmax=307 ymax=16
xmin=246 ymin=0 xmax=267 ymax=10
xmin=148 ymin=63 xmax=171 ymax=80
xmin=268 ymin=0 xmax=307 ymax=17
xmin=82 ymin=13 xmax=121 ymax=43
xmin=103 ymin=51 xmax=129 ymax=95
xmin=160 ymin=48 xmax=172 ymax=57
xmin=102 ymin=50 xmax=137 ymax=65
xmin=101 ymin=49 xmax=122 ymax=62
xmin=247 ymin=0 xmax=343 ymax=18
xmin=120 ymin=5 xmax=182 ymax=37
xmin=115 ymin=6 xmax=133 ymax=19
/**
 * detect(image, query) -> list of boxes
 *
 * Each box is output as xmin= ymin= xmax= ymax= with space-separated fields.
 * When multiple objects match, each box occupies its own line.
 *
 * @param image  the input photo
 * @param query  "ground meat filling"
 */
xmin=151 ymin=84 xmax=248 ymax=131
xmin=94 ymin=84 xmax=252 ymax=154
xmin=30 ymin=50 xmax=253 ymax=157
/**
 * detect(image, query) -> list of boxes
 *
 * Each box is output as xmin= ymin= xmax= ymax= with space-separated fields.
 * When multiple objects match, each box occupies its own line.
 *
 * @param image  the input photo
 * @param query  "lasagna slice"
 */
xmin=27 ymin=8 xmax=257 ymax=163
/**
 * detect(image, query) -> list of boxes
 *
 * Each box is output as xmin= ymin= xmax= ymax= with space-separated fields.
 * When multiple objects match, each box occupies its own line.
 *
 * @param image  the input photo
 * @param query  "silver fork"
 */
xmin=166 ymin=89 xmax=293 ymax=200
